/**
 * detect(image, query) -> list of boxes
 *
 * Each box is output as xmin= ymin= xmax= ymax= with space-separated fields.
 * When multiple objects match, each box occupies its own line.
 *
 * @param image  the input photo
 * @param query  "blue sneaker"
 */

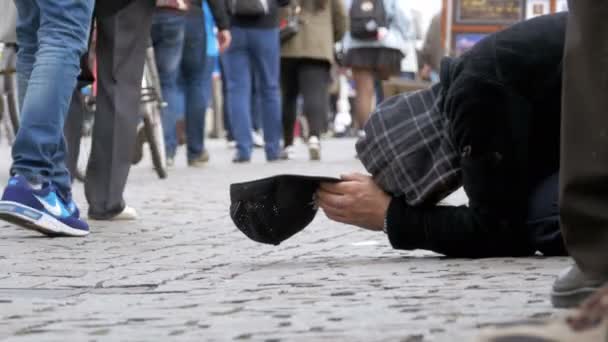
xmin=0 ymin=175 xmax=89 ymax=237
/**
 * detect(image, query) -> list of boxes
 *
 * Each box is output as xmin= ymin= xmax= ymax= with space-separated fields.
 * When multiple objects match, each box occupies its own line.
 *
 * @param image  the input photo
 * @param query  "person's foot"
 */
xmin=252 ymin=130 xmax=264 ymax=148
xmin=90 ymin=206 xmax=138 ymax=221
xmin=0 ymin=175 xmax=89 ymax=237
xmin=188 ymin=150 xmax=210 ymax=167
xmin=232 ymin=155 xmax=251 ymax=164
xmin=282 ymin=145 xmax=295 ymax=160
xmin=308 ymin=136 xmax=321 ymax=161
xmin=166 ymin=157 xmax=175 ymax=168
xmin=552 ymin=264 xmax=607 ymax=308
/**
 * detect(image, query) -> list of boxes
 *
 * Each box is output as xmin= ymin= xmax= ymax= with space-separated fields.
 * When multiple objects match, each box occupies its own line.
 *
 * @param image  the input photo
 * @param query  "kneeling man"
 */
xmin=319 ymin=13 xmax=567 ymax=258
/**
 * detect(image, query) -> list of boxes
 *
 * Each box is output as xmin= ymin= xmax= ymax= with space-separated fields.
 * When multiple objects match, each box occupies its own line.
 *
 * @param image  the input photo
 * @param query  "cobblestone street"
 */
xmin=0 ymin=138 xmax=571 ymax=341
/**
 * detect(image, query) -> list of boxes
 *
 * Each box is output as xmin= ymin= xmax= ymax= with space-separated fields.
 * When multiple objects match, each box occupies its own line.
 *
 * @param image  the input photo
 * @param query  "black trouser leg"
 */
xmin=280 ymin=58 xmax=299 ymax=147
xmin=298 ymin=60 xmax=330 ymax=138
xmin=85 ymin=0 xmax=154 ymax=219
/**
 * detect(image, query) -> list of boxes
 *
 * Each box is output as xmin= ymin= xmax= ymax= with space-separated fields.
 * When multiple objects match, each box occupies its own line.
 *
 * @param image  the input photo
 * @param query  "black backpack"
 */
xmin=228 ymin=0 xmax=270 ymax=17
xmin=349 ymin=0 xmax=389 ymax=41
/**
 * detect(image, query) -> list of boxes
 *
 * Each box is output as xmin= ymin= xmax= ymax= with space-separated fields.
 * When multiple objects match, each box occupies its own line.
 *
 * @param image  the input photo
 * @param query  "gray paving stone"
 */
xmin=0 ymin=138 xmax=570 ymax=341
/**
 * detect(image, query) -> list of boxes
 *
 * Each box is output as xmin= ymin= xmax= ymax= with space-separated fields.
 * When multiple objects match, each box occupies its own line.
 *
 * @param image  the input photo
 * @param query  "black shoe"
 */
xmin=551 ymin=264 xmax=607 ymax=308
xmin=232 ymin=155 xmax=251 ymax=164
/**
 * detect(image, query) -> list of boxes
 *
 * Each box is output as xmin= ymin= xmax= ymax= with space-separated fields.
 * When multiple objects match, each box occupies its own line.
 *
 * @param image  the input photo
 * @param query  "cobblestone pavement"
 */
xmin=0 ymin=138 xmax=571 ymax=341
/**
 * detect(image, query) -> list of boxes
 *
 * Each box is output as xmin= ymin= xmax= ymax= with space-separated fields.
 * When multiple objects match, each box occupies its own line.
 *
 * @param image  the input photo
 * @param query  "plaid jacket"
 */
xmin=356 ymin=84 xmax=462 ymax=206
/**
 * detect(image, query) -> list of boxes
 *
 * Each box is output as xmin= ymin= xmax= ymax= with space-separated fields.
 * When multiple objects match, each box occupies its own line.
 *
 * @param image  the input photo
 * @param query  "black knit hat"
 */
xmin=230 ymin=175 xmax=340 ymax=245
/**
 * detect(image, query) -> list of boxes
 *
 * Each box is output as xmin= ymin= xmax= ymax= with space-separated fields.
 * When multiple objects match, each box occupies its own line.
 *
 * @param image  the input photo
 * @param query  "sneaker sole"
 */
xmin=551 ymin=287 xmax=598 ymax=308
xmin=0 ymin=201 xmax=89 ymax=237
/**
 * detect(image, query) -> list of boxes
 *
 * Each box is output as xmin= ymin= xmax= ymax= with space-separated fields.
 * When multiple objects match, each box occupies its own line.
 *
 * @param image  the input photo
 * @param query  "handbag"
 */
xmin=280 ymin=5 xmax=300 ymax=44
xmin=228 ymin=0 xmax=270 ymax=17
xmin=156 ymin=0 xmax=189 ymax=11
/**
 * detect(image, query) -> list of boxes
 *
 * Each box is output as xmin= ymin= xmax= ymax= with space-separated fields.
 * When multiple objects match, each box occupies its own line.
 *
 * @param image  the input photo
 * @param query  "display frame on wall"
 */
xmin=451 ymin=32 xmax=489 ymax=56
xmin=454 ymin=0 xmax=526 ymax=25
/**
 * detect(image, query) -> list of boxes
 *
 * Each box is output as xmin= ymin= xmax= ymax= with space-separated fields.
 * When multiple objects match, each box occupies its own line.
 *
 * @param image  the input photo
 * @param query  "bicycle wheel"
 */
xmin=141 ymin=47 xmax=167 ymax=179
xmin=74 ymin=114 xmax=94 ymax=183
xmin=143 ymin=108 xmax=167 ymax=179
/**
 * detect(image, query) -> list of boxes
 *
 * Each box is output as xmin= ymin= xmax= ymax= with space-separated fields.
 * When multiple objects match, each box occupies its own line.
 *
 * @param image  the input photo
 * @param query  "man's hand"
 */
xmin=217 ymin=30 xmax=232 ymax=53
xmin=317 ymin=173 xmax=391 ymax=231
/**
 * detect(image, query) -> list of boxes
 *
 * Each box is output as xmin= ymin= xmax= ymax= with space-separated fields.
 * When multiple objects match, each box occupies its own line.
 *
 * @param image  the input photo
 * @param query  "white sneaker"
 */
xmin=283 ymin=145 xmax=295 ymax=160
xmin=308 ymin=136 xmax=321 ymax=161
xmin=91 ymin=206 xmax=138 ymax=221
xmin=252 ymin=130 xmax=264 ymax=148
xmin=113 ymin=206 xmax=138 ymax=221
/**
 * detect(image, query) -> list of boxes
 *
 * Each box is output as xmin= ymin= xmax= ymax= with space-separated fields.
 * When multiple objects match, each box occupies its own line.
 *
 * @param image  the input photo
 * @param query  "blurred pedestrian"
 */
xmin=343 ymin=0 xmax=414 ymax=132
xmin=223 ymin=0 xmax=291 ymax=163
xmin=280 ymin=0 xmax=347 ymax=161
xmin=0 ymin=0 xmax=94 ymax=236
xmin=419 ymin=13 xmax=443 ymax=83
xmin=152 ymin=0 xmax=231 ymax=167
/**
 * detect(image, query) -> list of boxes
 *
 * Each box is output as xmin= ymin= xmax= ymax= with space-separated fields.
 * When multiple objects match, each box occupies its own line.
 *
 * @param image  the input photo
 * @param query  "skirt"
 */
xmin=344 ymin=47 xmax=404 ymax=76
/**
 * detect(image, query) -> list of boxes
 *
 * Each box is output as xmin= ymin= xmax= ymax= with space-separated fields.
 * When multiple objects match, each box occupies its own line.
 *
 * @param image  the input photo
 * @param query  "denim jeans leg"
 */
xmin=151 ymin=12 xmax=185 ymax=159
xmin=249 ymin=28 xmax=282 ymax=160
xmin=13 ymin=0 xmax=39 ymax=109
xmin=182 ymin=9 xmax=207 ymax=161
xmin=11 ymin=0 xmax=94 ymax=198
xmin=224 ymin=27 xmax=253 ymax=160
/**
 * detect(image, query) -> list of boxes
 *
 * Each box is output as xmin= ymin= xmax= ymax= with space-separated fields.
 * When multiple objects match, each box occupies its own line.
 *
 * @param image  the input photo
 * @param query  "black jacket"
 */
xmin=95 ymin=0 xmax=135 ymax=18
xmin=386 ymin=13 xmax=568 ymax=257
xmin=230 ymin=0 xmax=291 ymax=28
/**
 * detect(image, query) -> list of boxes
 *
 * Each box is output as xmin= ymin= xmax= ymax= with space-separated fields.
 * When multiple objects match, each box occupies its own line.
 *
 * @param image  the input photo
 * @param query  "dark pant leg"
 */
xmin=64 ymin=87 xmax=84 ymax=181
xmin=560 ymin=0 xmax=608 ymax=276
xmin=85 ymin=0 xmax=154 ymax=219
xmin=298 ymin=60 xmax=330 ymax=138
xmin=281 ymin=58 xmax=299 ymax=147
xmin=526 ymin=173 xmax=567 ymax=256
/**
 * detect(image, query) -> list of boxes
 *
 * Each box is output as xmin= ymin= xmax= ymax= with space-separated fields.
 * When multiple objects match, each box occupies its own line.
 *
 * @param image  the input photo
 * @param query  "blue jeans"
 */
xmin=152 ymin=9 xmax=210 ymax=161
xmin=223 ymin=26 xmax=282 ymax=160
xmin=11 ymin=0 xmax=94 ymax=198
xmin=152 ymin=12 xmax=185 ymax=159
xmin=181 ymin=9 xmax=210 ymax=160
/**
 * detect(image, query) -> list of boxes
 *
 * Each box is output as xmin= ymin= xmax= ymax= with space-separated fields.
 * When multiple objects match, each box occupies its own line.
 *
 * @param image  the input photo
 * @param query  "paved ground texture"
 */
xmin=0 ymin=138 xmax=572 ymax=341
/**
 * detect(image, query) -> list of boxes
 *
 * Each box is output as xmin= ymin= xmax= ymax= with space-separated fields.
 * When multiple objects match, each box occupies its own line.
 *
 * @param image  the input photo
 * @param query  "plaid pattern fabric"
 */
xmin=356 ymin=84 xmax=462 ymax=206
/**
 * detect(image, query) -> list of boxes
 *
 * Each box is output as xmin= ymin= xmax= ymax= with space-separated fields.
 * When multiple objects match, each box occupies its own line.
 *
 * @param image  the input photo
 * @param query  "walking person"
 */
xmin=152 ymin=0 xmax=231 ymax=167
xmin=342 ymin=0 xmax=414 ymax=131
xmin=223 ymin=0 xmax=290 ymax=163
xmin=0 ymin=0 xmax=95 ymax=236
xmin=280 ymin=0 xmax=347 ymax=161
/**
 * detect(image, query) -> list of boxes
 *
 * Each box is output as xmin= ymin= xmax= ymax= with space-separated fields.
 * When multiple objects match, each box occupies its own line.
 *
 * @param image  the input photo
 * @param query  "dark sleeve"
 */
xmin=206 ymin=0 xmax=230 ymax=30
xmin=385 ymin=75 xmax=535 ymax=258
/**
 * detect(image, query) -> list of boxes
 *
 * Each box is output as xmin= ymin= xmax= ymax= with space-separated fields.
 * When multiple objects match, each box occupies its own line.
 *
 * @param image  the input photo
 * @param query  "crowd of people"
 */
xmin=0 ymin=0 xmax=607 ymax=338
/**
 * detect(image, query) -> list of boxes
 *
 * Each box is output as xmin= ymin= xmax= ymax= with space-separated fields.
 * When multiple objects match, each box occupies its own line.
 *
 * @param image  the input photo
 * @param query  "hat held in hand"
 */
xmin=230 ymin=175 xmax=340 ymax=245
